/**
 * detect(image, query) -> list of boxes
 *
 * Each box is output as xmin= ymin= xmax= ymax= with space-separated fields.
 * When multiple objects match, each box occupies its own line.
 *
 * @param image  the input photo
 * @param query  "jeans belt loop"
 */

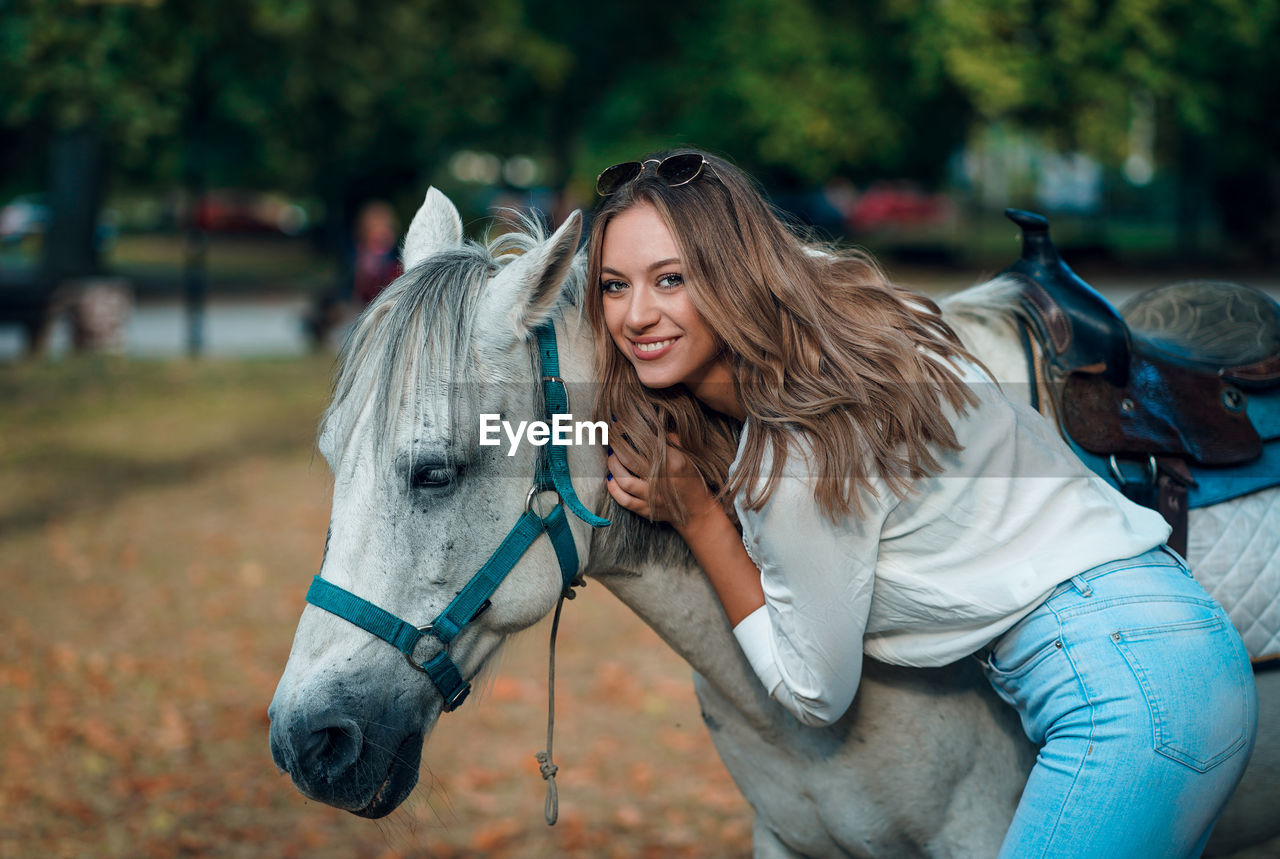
xmin=1070 ymin=574 xmax=1094 ymax=598
xmin=1158 ymin=543 xmax=1191 ymax=571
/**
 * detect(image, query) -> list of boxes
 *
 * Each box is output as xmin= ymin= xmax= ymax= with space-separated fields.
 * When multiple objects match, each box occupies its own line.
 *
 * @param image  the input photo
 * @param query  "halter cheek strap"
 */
xmin=303 ymin=321 xmax=608 ymax=712
xmin=536 ymin=323 xmax=609 ymax=530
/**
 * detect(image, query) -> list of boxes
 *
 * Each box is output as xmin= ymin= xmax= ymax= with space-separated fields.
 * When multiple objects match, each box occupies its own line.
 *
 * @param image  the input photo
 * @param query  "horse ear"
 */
xmin=480 ymin=210 xmax=583 ymax=342
xmin=402 ymin=187 xmax=463 ymax=269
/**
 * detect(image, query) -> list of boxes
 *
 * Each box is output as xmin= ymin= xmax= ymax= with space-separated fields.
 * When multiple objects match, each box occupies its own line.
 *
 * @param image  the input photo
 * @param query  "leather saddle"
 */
xmin=999 ymin=209 xmax=1280 ymax=555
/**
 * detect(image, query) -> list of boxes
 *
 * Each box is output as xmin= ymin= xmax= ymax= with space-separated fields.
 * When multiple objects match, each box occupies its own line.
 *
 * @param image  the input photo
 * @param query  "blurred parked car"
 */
xmin=193 ymin=191 xmax=309 ymax=235
xmin=847 ymin=182 xmax=954 ymax=232
xmin=0 ymin=194 xmax=49 ymax=242
xmin=0 ymin=193 xmax=118 ymax=250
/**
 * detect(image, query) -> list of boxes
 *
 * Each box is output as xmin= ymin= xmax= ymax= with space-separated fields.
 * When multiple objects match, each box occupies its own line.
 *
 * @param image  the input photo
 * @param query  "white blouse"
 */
xmin=729 ymin=359 xmax=1171 ymax=727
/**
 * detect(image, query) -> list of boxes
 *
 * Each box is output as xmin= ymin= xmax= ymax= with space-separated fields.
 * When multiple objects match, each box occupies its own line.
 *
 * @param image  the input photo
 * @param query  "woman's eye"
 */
xmin=657 ymin=273 xmax=684 ymax=288
xmin=600 ymin=279 xmax=627 ymax=294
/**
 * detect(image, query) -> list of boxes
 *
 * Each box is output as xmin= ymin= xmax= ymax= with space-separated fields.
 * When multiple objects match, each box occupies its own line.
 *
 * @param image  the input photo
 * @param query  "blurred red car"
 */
xmin=848 ymin=183 xmax=953 ymax=232
xmin=193 ymin=191 xmax=309 ymax=235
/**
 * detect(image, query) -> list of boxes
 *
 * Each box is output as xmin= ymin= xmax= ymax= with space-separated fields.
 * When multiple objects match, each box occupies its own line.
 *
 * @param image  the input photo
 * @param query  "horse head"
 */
xmin=268 ymin=188 xmax=603 ymax=817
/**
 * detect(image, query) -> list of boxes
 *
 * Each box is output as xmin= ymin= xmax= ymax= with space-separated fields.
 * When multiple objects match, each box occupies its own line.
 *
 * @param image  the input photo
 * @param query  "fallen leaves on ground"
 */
xmin=0 ymin=358 xmax=752 ymax=858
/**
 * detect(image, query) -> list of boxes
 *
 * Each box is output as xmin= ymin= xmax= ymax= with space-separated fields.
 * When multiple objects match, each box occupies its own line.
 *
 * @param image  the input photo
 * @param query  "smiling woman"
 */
xmin=583 ymin=149 xmax=1258 ymax=859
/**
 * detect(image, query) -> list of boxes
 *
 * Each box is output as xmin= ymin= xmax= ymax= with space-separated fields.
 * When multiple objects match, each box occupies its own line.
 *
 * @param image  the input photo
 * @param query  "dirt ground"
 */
xmin=0 ymin=357 xmax=753 ymax=858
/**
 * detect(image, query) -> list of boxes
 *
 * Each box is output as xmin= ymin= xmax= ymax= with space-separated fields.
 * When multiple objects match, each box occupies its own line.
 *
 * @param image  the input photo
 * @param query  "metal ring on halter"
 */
xmin=404 ymin=623 xmax=438 ymax=673
xmin=1108 ymin=454 xmax=1158 ymax=488
xmin=526 ymin=484 xmax=563 ymax=515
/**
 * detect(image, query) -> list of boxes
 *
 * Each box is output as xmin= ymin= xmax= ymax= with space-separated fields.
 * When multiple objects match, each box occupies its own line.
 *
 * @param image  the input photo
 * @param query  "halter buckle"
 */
xmin=442 ymin=683 xmax=470 ymax=712
xmin=542 ymin=375 xmax=569 ymax=412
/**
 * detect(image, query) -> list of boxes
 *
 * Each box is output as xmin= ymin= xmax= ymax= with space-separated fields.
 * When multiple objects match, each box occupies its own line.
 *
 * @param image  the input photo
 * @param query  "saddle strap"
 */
xmin=1111 ymin=456 xmax=1191 ymax=557
xmin=1156 ymin=458 xmax=1192 ymax=558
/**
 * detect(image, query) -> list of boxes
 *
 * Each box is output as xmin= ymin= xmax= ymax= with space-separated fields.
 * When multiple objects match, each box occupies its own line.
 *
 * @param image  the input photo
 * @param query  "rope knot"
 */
xmin=535 ymin=748 xmax=560 ymax=825
xmin=535 ymin=750 xmax=558 ymax=780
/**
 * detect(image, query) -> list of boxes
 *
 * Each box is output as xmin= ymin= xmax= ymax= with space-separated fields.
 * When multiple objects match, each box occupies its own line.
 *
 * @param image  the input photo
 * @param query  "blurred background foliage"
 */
xmin=0 ymin=0 xmax=1277 ymax=295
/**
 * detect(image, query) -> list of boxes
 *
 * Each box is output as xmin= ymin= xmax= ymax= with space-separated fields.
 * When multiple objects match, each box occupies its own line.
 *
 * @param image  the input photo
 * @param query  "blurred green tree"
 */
xmin=896 ymin=0 xmax=1280 ymax=255
xmin=522 ymin=0 xmax=969 ymax=192
xmin=0 ymin=0 xmax=188 ymax=281
xmin=2 ymin=0 xmax=1277 ymax=264
xmin=538 ymin=0 xmax=1277 ymax=254
xmin=0 ymin=0 xmax=569 ymax=279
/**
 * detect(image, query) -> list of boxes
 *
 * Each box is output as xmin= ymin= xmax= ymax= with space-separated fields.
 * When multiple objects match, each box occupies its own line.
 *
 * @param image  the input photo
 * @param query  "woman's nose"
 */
xmin=624 ymin=285 xmax=660 ymax=330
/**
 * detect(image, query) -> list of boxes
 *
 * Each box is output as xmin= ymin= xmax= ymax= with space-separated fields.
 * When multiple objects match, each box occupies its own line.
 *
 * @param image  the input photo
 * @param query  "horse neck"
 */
xmin=591 ymin=560 xmax=786 ymax=736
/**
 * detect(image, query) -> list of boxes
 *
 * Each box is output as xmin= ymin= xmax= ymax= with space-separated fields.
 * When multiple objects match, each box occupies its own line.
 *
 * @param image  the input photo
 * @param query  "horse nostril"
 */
xmin=299 ymin=716 xmax=364 ymax=782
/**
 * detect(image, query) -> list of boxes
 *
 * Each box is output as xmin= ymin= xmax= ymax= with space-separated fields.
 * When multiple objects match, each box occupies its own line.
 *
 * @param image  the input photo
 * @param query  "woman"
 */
xmin=586 ymin=149 xmax=1257 ymax=858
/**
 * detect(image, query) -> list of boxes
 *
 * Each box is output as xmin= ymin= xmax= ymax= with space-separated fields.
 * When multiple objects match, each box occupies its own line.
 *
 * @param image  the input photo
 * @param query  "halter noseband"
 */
xmin=303 ymin=322 xmax=609 ymax=712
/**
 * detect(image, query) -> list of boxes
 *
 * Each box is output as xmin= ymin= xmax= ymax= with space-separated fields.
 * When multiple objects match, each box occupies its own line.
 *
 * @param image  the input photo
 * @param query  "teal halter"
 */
xmin=304 ymin=322 xmax=609 ymax=712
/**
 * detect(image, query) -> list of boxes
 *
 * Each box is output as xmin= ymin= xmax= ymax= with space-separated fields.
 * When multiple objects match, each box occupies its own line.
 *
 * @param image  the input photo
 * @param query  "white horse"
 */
xmin=269 ymin=191 xmax=1279 ymax=856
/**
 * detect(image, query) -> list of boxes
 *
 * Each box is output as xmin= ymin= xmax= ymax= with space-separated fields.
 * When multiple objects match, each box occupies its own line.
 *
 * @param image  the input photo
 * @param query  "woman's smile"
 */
xmin=631 ymin=335 xmax=679 ymax=358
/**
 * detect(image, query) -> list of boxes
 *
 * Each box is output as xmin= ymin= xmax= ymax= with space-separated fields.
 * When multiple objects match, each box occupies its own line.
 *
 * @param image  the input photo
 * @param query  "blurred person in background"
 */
xmin=352 ymin=200 xmax=402 ymax=309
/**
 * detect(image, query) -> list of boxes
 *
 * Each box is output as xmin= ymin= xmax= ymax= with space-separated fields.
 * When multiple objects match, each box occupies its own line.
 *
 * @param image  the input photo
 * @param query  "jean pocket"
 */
xmin=1111 ymin=612 xmax=1250 ymax=772
xmin=985 ymin=636 xmax=1061 ymax=680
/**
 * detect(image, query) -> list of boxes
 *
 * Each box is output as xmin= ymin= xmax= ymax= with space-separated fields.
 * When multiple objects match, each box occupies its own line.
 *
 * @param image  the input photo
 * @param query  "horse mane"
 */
xmin=320 ymin=213 xmax=587 ymax=475
xmin=589 ymin=505 xmax=698 ymax=578
xmin=937 ymin=275 xmax=1029 ymax=340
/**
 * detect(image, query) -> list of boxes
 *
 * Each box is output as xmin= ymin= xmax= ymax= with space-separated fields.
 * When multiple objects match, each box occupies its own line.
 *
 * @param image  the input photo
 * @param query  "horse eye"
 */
xmin=411 ymin=464 xmax=457 ymax=490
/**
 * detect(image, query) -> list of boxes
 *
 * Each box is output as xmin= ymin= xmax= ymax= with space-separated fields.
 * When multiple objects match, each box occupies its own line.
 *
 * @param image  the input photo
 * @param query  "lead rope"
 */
xmin=536 ymin=580 xmax=580 ymax=825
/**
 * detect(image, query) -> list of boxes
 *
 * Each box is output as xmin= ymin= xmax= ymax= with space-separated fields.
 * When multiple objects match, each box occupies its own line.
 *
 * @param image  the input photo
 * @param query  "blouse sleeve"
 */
xmin=730 ymin=439 xmax=893 ymax=727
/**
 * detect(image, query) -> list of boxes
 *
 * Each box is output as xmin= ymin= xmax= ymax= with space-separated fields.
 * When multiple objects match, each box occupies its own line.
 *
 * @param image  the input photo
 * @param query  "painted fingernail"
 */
xmin=606 ymin=472 xmax=613 ymax=481
xmin=607 ymin=446 xmax=613 ymax=455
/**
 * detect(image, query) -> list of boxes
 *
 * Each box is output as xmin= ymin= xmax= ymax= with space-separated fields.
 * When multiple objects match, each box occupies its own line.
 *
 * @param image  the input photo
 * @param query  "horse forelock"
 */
xmin=319 ymin=218 xmax=587 ymax=477
xmin=321 ymin=244 xmax=492 ymax=476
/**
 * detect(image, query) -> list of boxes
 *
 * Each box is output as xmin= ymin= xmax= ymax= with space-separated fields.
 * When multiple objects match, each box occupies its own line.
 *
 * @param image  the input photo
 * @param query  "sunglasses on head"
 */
xmin=595 ymin=153 xmax=710 ymax=196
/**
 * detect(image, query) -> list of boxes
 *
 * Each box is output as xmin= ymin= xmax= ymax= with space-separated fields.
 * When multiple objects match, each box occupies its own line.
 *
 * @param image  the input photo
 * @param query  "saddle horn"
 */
xmin=1001 ymin=208 xmax=1131 ymax=387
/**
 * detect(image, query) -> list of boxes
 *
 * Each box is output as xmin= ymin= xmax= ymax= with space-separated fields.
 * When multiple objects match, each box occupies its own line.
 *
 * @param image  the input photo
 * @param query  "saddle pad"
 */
xmin=1187 ymin=487 xmax=1280 ymax=664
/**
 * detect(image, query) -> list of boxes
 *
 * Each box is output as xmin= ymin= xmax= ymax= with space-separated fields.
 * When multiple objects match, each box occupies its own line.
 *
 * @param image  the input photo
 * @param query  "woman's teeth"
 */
xmin=636 ymin=338 xmax=675 ymax=352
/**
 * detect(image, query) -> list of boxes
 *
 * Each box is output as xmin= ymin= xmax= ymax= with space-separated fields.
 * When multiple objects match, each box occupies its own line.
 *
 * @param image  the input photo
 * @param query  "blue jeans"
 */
xmin=982 ymin=545 xmax=1257 ymax=859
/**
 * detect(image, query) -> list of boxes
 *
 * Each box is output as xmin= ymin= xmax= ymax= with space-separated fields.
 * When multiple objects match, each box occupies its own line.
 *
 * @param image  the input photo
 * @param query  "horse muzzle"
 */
xmin=268 ymin=679 xmax=432 ymax=817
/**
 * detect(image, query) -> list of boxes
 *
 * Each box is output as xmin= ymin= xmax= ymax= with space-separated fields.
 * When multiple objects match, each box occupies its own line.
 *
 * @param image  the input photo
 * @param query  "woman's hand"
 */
xmin=607 ymin=429 xmax=764 ymax=628
xmin=605 ymin=432 xmax=718 ymax=530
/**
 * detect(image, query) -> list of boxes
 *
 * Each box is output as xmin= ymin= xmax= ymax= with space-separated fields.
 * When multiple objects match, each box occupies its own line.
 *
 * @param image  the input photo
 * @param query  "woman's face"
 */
xmin=599 ymin=203 xmax=729 ymax=397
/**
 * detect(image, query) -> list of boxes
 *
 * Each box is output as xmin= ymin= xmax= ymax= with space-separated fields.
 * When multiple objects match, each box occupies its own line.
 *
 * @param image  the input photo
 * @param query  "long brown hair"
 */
xmin=586 ymin=149 xmax=982 ymax=523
